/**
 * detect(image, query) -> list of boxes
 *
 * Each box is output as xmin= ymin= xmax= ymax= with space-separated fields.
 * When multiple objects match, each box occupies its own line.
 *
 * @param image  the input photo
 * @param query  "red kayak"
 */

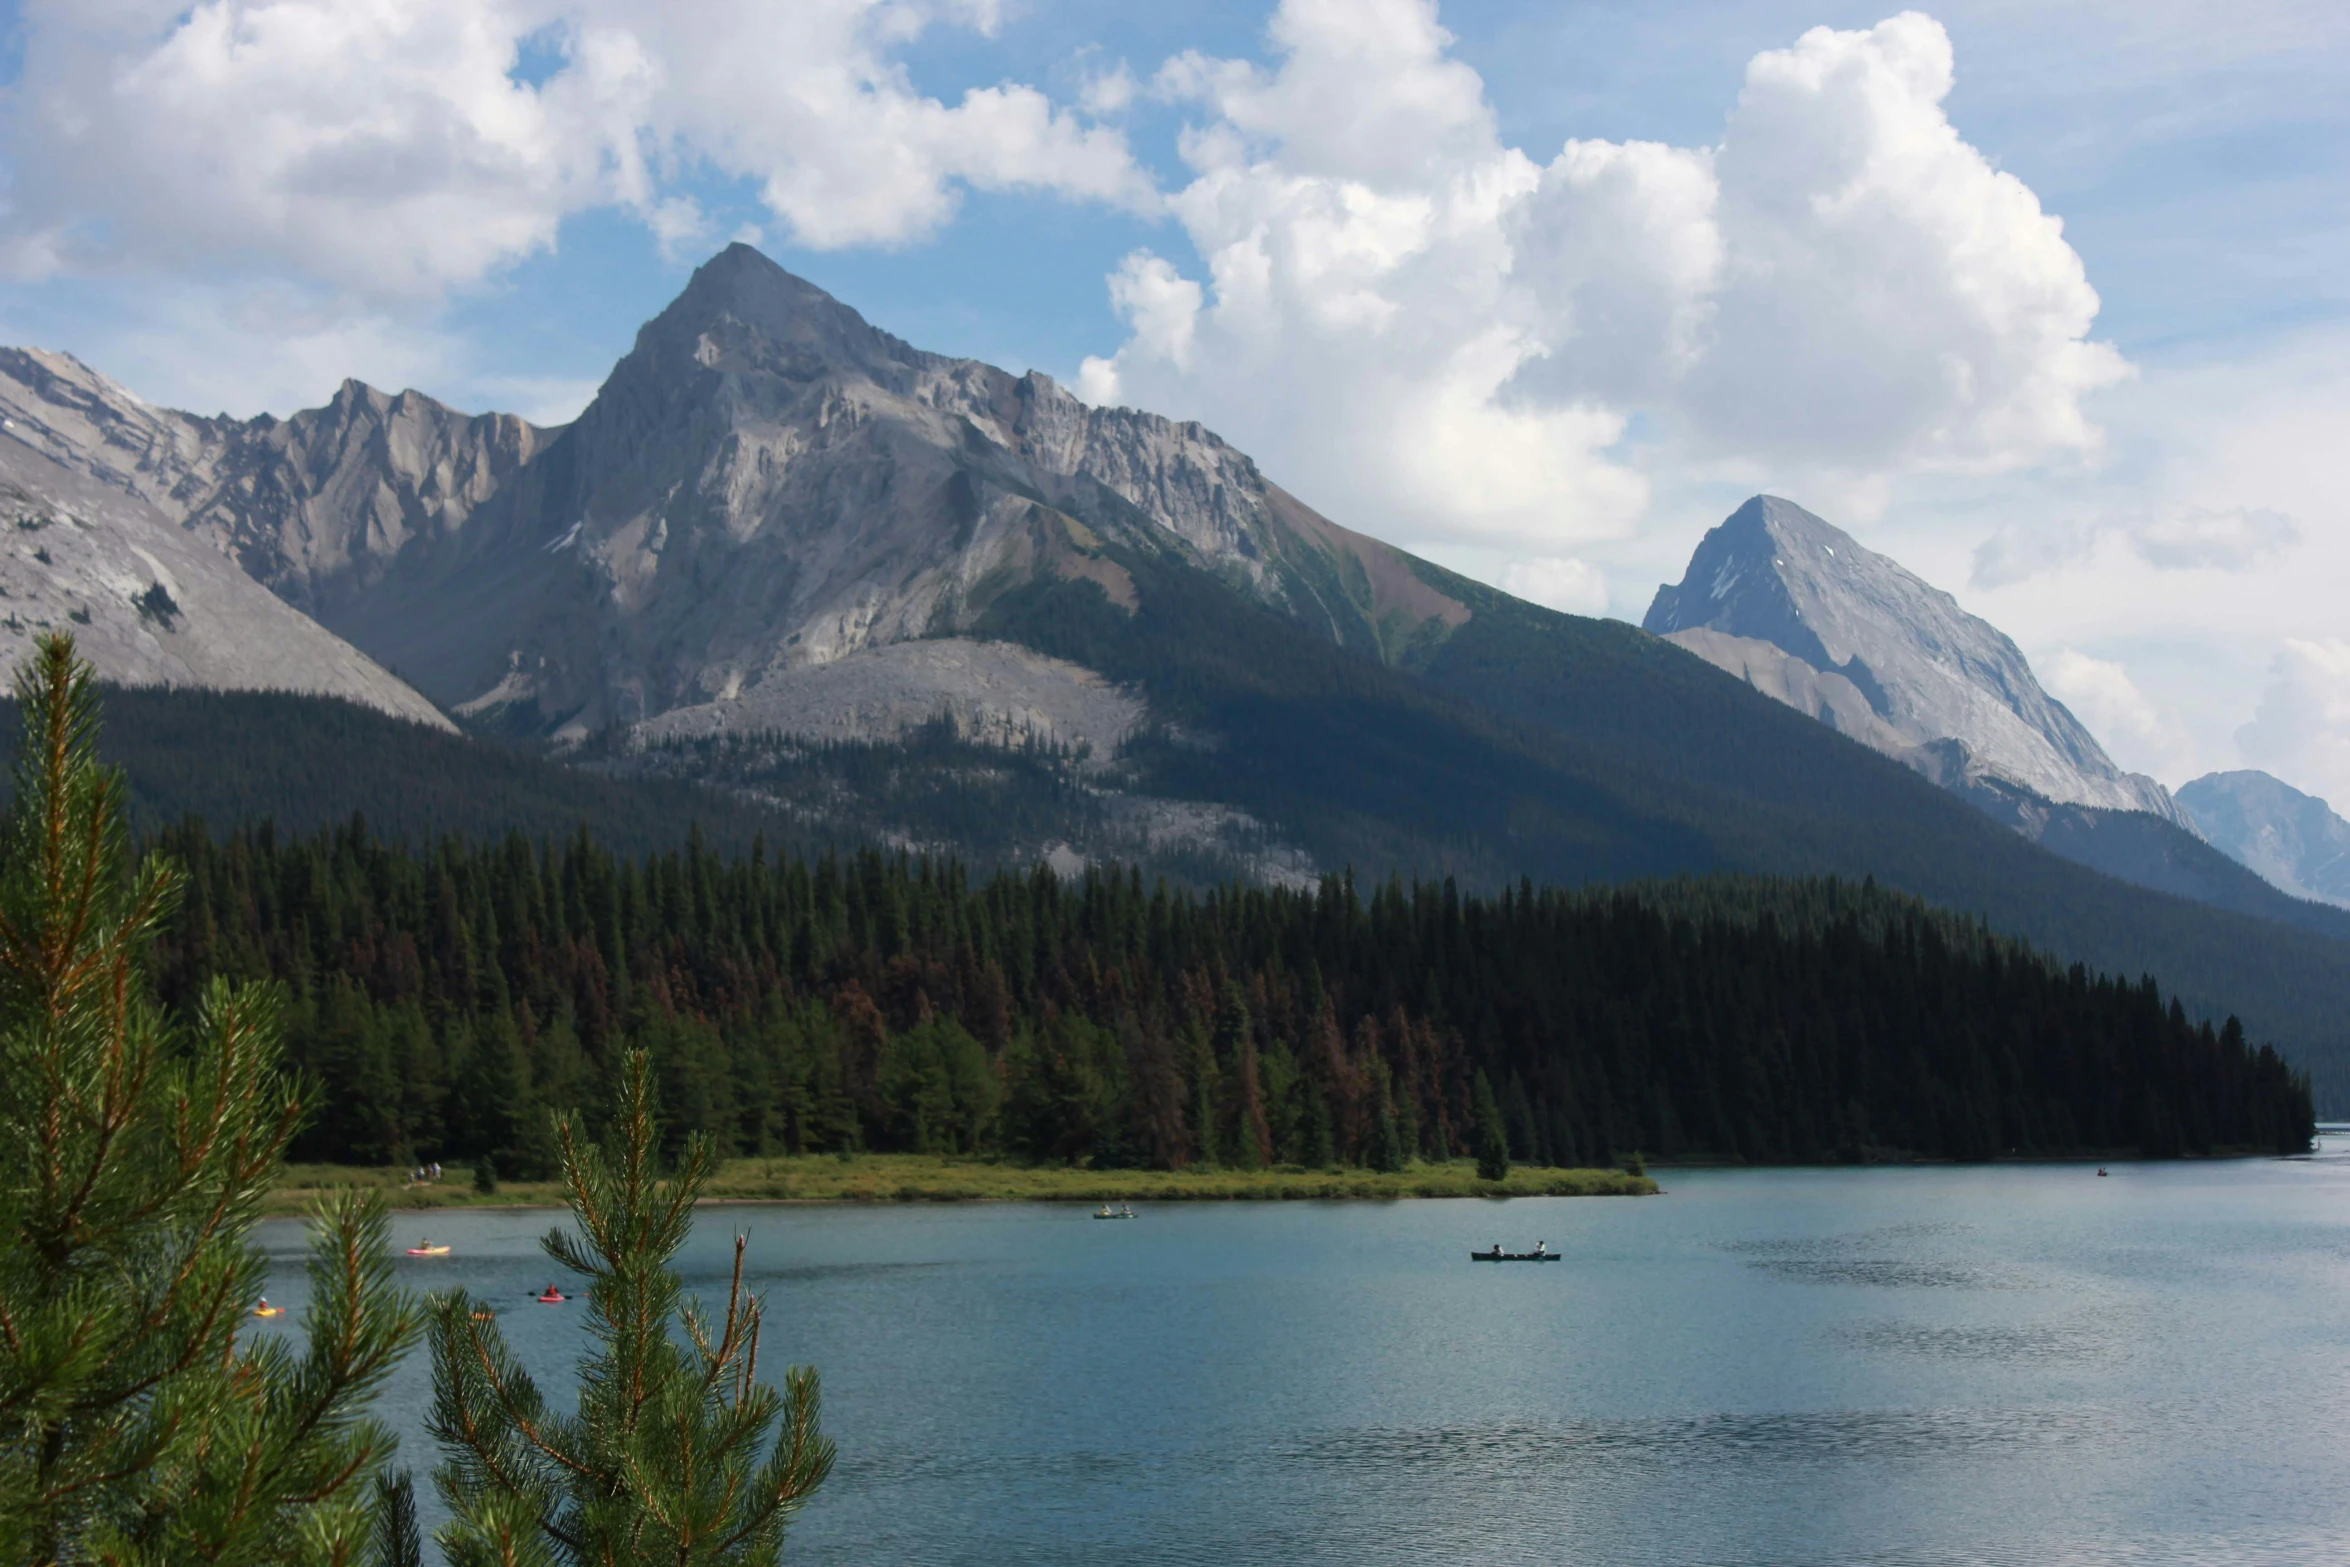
xmin=535 ymin=1290 xmax=567 ymax=1304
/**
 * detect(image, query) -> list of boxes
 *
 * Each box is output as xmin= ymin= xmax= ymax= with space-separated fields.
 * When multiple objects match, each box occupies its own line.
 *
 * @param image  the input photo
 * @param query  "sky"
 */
xmin=0 ymin=0 xmax=2344 ymax=808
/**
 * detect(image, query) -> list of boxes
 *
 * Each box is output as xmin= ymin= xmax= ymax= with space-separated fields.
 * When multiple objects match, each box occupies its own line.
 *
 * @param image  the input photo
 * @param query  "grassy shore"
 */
xmin=267 ymin=1155 xmax=1656 ymax=1215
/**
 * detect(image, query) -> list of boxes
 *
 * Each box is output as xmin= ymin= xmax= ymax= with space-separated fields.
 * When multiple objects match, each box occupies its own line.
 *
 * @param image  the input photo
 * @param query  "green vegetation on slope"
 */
xmin=143 ymin=819 xmax=2311 ymax=1179
xmin=4 ymin=684 xmax=822 ymax=858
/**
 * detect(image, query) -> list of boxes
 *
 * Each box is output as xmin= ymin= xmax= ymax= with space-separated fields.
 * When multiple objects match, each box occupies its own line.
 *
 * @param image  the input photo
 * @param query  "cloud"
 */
xmin=2237 ymin=638 xmax=2350 ymax=811
xmin=2127 ymin=506 xmax=2298 ymax=571
xmin=1083 ymin=4 xmax=2129 ymax=558
xmin=0 ymin=0 xmax=1150 ymax=300
xmin=1496 ymin=556 xmax=1610 ymax=617
xmin=2042 ymin=647 xmax=2196 ymax=780
xmin=1970 ymin=505 xmax=2298 ymax=588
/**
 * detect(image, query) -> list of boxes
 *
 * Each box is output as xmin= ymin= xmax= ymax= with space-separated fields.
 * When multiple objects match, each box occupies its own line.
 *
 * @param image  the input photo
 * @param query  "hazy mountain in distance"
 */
xmin=0 ymin=426 xmax=451 ymax=729
xmin=2179 ymin=770 xmax=2350 ymax=909
xmin=1644 ymin=495 xmax=2185 ymax=824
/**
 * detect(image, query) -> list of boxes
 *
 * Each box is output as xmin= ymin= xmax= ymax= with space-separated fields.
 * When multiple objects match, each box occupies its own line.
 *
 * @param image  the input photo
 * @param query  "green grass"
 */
xmin=268 ymin=1155 xmax=1656 ymax=1214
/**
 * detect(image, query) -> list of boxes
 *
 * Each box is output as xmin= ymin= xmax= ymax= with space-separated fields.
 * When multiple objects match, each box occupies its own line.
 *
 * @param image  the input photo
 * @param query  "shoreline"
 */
xmin=267 ymin=1155 xmax=1658 ymax=1215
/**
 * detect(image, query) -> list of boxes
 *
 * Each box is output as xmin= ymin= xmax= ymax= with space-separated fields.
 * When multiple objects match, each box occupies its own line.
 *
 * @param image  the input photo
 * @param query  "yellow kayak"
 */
xmin=406 ymin=1244 xmax=452 ymax=1257
xmin=253 ymin=1304 xmax=284 ymax=1318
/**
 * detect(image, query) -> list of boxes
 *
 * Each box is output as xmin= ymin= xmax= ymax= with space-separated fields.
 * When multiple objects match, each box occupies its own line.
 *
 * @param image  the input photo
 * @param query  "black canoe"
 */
xmin=1470 ymin=1250 xmax=1561 ymax=1262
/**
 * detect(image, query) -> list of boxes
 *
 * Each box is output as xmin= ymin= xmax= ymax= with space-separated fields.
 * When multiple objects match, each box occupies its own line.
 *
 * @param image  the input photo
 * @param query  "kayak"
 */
xmin=1470 ymin=1250 xmax=1562 ymax=1262
xmin=252 ymin=1304 xmax=285 ymax=1318
xmin=535 ymin=1292 xmax=567 ymax=1304
xmin=406 ymin=1245 xmax=451 ymax=1257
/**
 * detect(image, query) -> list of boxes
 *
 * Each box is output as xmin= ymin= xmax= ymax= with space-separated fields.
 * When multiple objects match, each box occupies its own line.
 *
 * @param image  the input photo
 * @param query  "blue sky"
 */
xmin=0 ymin=0 xmax=2344 ymax=803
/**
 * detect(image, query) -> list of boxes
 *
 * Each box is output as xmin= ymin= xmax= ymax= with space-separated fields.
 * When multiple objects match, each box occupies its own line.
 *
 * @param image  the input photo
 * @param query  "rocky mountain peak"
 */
xmin=1646 ymin=494 xmax=2183 ymax=823
xmin=2177 ymin=770 xmax=2350 ymax=908
xmin=629 ymin=242 xmax=932 ymax=395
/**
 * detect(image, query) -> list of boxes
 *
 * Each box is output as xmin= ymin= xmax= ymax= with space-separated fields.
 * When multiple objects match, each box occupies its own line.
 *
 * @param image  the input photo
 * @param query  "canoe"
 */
xmin=1469 ymin=1251 xmax=1562 ymax=1262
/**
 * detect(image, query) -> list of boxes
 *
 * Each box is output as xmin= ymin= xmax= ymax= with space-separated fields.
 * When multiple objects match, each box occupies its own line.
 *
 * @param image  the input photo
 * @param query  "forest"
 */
xmin=140 ymin=817 xmax=2316 ymax=1174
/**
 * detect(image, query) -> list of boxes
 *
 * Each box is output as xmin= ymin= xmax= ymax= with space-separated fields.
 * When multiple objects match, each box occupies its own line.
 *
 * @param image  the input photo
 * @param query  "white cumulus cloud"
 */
xmin=1496 ymin=557 xmax=1610 ymax=617
xmin=1083 ymin=3 xmax=2128 ymax=557
xmin=0 ymin=0 xmax=1150 ymax=299
xmin=2237 ymin=638 xmax=2350 ymax=811
xmin=2042 ymin=647 xmax=2197 ymax=781
xmin=1972 ymin=505 xmax=2299 ymax=588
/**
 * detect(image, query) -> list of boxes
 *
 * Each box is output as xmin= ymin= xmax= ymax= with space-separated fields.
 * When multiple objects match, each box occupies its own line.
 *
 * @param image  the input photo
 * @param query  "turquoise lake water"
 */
xmin=257 ymin=1138 xmax=2350 ymax=1565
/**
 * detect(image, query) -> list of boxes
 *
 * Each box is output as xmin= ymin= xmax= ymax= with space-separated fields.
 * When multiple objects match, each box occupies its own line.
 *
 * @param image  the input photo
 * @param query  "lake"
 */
xmin=258 ymin=1139 xmax=2350 ymax=1565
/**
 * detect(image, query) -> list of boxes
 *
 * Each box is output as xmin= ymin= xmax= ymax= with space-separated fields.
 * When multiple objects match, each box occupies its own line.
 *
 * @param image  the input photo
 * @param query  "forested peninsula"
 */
xmin=140 ymin=819 xmax=2315 ymax=1179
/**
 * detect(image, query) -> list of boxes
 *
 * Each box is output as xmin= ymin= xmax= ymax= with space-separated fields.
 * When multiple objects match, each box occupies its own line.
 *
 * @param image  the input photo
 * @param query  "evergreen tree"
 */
xmin=1472 ymin=1070 xmax=1511 ymax=1182
xmin=0 ymin=636 xmax=419 ymax=1564
xmin=427 ymin=1050 xmax=834 ymax=1566
xmin=1368 ymin=1101 xmax=1407 ymax=1174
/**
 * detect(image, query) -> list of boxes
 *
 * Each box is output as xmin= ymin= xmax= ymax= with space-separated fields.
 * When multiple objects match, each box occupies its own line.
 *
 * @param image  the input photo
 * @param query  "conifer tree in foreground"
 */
xmin=427 ymin=1050 xmax=834 ymax=1566
xmin=0 ymin=635 xmax=419 ymax=1564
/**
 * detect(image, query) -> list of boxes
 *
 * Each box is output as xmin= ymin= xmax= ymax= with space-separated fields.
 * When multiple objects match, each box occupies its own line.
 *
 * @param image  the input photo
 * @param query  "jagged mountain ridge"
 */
xmin=1644 ymin=496 xmax=2183 ymax=823
xmin=0 ymin=427 xmax=452 ymax=728
xmin=0 ymin=347 xmax=551 ymax=618
xmin=251 ymin=245 xmax=1460 ymax=740
xmin=2179 ymin=771 xmax=2350 ymax=910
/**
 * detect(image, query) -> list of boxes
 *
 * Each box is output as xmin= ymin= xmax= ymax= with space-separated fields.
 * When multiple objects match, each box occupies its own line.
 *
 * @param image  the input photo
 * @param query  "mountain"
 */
xmin=259 ymin=244 xmax=1451 ymax=743
xmin=0 ymin=347 xmax=551 ymax=621
xmin=2179 ymin=771 xmax=2350 ymax=910
xmin=0 ymin=411 xmax=450 ymax=729
xmin=1644 ymin=495 xmax=2182 ymax=822
xmin=6 ymin=244 xmax=2350 ymax=1104
xmin=1631 ymin=497 xmax=2350 ymax=931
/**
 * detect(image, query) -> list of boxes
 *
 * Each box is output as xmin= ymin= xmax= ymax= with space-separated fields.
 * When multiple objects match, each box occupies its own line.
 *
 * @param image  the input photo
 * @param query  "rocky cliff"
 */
xmin=0 ymin=347 xmax=551 ymax=616
xmin=1645 ymin=495 xmax=2184 ymax=823
xmin=285 ymin=243 xmax=1462 ymax=740
xmin=0 ymin=427 xmax=452 ymax=728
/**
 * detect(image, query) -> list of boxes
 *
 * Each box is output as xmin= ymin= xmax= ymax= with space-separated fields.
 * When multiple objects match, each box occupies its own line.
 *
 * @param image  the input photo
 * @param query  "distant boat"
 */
xmin=252 ymin=1301 xmax=284 ymax=1318
xmin=2096 ymin=1168 xmax=2109 ymax=1177
xmin=1093 ymin=1204 xmax=1136 ymax=1220
xmin=1471 ymin=1246 xmax=1561 ymax=1263
xmin=406 ymin=1243 xmax=451 ymax=1256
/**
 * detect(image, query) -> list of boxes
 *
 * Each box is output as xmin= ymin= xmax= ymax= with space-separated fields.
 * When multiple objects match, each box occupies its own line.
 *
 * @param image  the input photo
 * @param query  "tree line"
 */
xmin=142 ymin=816 xmax=2316 ymax=1176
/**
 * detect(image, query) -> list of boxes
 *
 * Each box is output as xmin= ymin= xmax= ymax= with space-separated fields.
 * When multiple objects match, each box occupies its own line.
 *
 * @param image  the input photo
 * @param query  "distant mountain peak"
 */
xmin=2178 ymin=770 xmax=2350 ymax=909
xmin=1647 ymin=494 xmax=2182 ymax=823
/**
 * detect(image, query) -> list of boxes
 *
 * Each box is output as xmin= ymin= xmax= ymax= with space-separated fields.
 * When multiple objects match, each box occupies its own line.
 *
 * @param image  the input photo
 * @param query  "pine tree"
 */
xmin=428 ymin=1049 xmax=834 ymax=1565
xmin=1472 ymin=1070 xmax=1511 ymax=1182
xmin=0 ymin=635 xmax=420 ymax=1564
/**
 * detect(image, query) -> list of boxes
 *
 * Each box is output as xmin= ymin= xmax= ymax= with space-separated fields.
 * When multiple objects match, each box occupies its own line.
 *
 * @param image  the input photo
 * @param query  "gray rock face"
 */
xmin=247 ymin=243 xmax=1462 ymax=739
xmin=0 ymin=429 xmax=452 ymax=728
xmin=636 ymin=637 xmax=1143 ymax=757
xmin=0 ymin=347 xmax=552 ymax=616
xmin=2177 ymin=770 xmax=2350 ymax=909
xmin=1646 ymin=496 xmax=2183 ymax=823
